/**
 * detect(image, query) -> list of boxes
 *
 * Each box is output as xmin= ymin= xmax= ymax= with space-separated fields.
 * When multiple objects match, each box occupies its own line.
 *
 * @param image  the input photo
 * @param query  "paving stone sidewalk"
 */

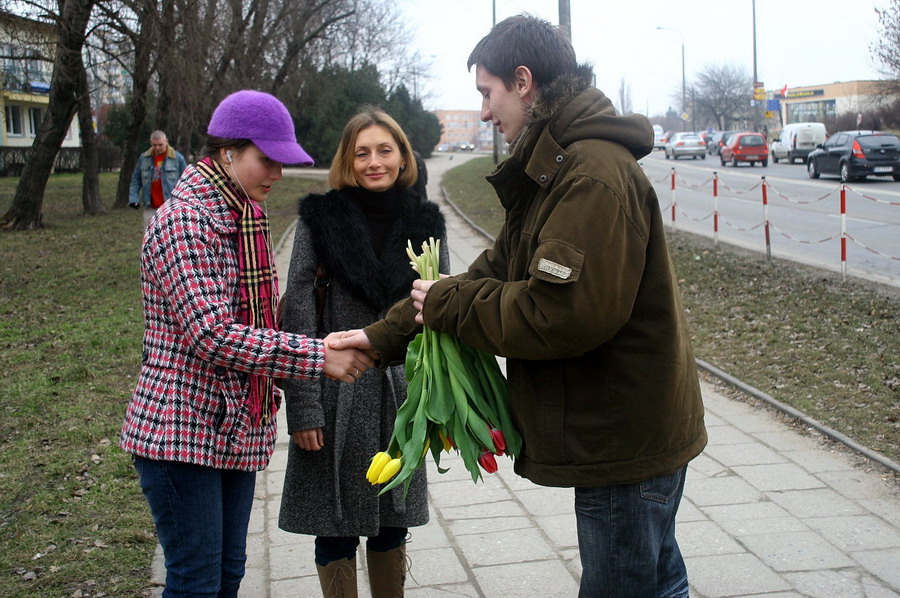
xmin=153 ymin=154 xmax=900 ymax=597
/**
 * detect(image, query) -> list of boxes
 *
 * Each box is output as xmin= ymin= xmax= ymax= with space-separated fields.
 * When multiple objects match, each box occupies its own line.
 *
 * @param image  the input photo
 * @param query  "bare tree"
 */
xmin=871 ymin=0 xmax=900 ymax=95
xmin=692 ymin=64 xmax=752 ymax=130
xmin=1 ymin=0 xmax=97 ymax=230
xmin=76 ymin=54 xmax=103 ymax=215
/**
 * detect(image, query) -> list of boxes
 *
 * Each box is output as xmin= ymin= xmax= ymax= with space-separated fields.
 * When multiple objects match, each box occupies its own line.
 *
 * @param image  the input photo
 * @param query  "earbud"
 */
xmin=226 ymin=150 xmax=233 ymax=163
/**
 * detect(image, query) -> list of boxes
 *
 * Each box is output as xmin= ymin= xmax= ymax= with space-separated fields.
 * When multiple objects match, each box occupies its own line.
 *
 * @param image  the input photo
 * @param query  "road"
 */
xmin=639 ymin=149 xmax=900 ymax=287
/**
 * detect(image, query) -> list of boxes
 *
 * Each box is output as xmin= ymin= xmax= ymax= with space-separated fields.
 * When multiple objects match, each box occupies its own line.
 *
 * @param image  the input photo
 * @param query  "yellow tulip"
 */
xmin=439 ymin=431 xmax=453 ymax=452
xmin=366 ymin=452 xmax=392 ymax=484
xmin=376 ymin=458 xmax=403 ymax=484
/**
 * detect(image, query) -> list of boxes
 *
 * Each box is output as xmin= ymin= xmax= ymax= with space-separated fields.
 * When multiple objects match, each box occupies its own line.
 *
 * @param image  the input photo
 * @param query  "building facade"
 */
xmin=433 ymin=109 xmax=497 ymax=152
xmin=1 ymin=11 xmax=81 ymax=176
xmin=774 ymin=80 xmax=886 ymax=126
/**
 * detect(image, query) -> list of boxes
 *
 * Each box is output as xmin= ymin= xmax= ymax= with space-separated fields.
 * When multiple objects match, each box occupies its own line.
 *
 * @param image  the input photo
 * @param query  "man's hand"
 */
xmin=326 ymin=329 xmax=376 ymax=355
xmin=411 ymin=279 xmax=437 ymax=324
xmin=292 ymin=428 xmax=324 ymax=451
xmin=322 ymin=332 xmax=376 ymax=383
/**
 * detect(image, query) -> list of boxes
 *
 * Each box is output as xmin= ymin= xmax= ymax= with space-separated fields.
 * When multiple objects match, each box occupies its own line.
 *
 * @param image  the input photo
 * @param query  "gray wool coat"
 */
xmin=277 ymin=186 xmax=448 ymax=538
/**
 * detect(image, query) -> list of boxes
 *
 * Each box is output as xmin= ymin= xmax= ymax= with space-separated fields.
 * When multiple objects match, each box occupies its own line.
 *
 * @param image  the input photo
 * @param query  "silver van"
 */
xmin=770 ymin=122 xmax=827 ymax=164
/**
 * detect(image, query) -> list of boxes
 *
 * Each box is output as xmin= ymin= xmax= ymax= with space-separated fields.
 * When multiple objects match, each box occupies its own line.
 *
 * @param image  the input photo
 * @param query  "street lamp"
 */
xmin=656 ymin=26 xmax=686 ymax=131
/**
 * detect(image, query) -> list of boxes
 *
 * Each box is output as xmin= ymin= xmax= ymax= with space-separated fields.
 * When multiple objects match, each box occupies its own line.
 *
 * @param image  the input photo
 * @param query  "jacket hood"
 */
xmin=515 ymin=63 xmax=654 ymax=160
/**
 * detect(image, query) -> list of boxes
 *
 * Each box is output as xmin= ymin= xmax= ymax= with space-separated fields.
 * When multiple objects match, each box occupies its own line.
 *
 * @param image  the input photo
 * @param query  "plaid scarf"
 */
xmin=196 ymin=156 xmax=278 ymax=425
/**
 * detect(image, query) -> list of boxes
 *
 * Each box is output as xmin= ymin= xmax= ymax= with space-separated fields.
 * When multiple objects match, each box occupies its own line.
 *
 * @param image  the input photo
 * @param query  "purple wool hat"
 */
xmin=208 ymin=90 xmax=313 ymax=166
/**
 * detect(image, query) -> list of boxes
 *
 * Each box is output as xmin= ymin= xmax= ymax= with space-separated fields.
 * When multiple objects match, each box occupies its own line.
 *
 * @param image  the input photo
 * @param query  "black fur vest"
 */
xmin=298 ymin=187 xmax=446 ymax=312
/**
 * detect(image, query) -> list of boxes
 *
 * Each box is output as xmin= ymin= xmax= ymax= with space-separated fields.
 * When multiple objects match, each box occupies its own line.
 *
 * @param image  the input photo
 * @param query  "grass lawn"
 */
xmin=444 ymin=156 xmax=900 ymax=471
xmin=0 ymin=172 xmax=327 ymax=597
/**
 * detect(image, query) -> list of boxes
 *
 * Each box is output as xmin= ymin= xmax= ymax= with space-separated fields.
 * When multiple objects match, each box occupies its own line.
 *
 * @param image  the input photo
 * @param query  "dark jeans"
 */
xmin=134 ymin=457 xmax=257 ymax=598
xmin=574 ymin=466 xmax=689 ymax=598
xmin=314 ymin=526 xmax=408 ymax=566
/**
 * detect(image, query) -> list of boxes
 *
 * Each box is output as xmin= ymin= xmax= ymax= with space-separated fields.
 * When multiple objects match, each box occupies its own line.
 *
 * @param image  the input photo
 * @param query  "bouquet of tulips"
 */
xmin=366 ymin=238 xmax=522 ymax=497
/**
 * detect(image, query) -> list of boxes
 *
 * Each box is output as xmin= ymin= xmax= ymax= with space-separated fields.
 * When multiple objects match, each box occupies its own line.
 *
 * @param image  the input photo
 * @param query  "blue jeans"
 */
xmin=574 ymin=466 xmax=689 ymax=598
xmin=134 ymin=457 xmax=257 ymax=598
xmin=314 ymin=526 xmax=408 ymax=566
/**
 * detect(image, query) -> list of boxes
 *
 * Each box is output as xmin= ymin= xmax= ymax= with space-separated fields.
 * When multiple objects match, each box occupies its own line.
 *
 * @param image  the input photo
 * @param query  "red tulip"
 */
xmin=490 ymin=428 xmax=506 ymax=456
xmin=478 ymin=450 xmax=498 ymax=474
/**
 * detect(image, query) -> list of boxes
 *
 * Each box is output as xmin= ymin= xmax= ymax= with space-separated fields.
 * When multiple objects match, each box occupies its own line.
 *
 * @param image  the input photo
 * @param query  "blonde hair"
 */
xmin=329 ymin=107 xmax=418 ymax=190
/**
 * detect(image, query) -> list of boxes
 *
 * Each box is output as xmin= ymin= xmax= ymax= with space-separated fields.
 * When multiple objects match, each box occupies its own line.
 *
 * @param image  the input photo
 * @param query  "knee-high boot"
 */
xmin=316 ymin=557 xmax=358 ymax=598
xmin=366 ymin=545 xmax=407 ymax=598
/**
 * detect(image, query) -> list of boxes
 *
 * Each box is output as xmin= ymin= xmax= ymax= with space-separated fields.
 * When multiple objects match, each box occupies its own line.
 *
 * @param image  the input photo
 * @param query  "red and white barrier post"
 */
xmin=713 ymin=171 xmax=719 ymax=247
xmin=840 ymin=183 xmax=847 ymax=281
xmin=761 ymin=177 xmax=771 ymax=260
xmin=670 ymin=167 xmax=677 ymax=231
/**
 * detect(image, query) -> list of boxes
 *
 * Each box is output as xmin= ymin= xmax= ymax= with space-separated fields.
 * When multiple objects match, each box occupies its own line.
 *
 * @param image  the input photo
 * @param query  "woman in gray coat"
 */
xmin=278 ymin=107 xmax=448 ymax=598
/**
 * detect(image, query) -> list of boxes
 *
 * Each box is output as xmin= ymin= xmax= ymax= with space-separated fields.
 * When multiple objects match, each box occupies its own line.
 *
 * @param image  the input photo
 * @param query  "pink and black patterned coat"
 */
xmin=120 ymin=165 xmax=325 ymax=471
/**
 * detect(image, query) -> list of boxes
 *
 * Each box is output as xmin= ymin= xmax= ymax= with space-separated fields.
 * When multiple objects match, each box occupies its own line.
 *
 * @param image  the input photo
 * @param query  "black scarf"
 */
xmin=299 ymin=186 xmax=446 ymax=312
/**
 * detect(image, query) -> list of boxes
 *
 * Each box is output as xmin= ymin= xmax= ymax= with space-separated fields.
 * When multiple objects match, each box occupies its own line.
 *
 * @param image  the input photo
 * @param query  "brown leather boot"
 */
xmin=316 ymin=557 xmax=358 ymax=598
xmin=366 ymin=545 xmax=407 ymax=598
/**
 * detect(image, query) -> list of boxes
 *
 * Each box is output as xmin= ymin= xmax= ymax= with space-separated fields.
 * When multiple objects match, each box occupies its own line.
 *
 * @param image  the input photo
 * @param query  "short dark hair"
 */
xmin=467 ymin=14 xmax=577 ymax=89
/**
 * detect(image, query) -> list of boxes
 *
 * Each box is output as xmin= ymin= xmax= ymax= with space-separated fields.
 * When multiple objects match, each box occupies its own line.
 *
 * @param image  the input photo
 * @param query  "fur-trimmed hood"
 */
xmin=511 ymin=63 xmax=654 ymax=160
xmin=298 ymin=187 xmax=446 ymax=312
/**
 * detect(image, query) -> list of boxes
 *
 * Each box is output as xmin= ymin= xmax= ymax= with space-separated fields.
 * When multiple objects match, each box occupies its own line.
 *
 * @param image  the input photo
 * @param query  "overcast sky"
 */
xmin=399 ymin=0 xmax=889 ymax=116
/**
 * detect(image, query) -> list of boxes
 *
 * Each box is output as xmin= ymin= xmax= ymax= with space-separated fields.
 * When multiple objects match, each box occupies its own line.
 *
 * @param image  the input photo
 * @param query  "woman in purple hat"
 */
xmin=277 ymin=107 xmax=447 ymax=597
xmin=120 ymin=90 xmax=376 ymax=598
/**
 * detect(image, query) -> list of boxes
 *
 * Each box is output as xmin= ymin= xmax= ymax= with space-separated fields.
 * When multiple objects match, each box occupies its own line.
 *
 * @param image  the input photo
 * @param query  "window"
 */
xmin=5 ymin=105 xmax=23 ymax=136
xmin=28 ymin=107 xmax=42 ymax=137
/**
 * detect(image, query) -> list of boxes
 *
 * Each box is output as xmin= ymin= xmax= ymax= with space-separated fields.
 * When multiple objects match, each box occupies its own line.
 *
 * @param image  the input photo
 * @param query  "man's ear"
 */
xmin=514 ymin=66 xmax=535 ymax=102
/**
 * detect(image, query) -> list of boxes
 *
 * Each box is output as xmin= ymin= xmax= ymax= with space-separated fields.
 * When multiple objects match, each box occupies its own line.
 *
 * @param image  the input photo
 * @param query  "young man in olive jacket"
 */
xmin=331 ymin=15 xmax=706 ymax=597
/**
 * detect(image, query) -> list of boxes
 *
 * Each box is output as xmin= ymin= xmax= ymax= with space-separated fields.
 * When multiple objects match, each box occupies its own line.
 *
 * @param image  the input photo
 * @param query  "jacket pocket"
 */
xmin=508 ymin=359 xmax=568 ymax=464
xmin=528 ymin=239 xmax=584 ymax=284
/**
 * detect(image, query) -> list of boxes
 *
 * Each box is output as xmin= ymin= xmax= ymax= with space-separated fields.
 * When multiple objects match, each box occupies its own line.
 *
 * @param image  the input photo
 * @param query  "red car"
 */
xmin=720 ymin=132 xmax=769 ymax=167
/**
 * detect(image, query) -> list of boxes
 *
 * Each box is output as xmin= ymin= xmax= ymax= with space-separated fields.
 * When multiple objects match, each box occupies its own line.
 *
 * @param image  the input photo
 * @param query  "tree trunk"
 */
xmin=0 ymin=0 xmax=97 ymax=230
xmin=113 ymin=0 xmax=156 ymax=208
xmin=78 ymin=57 xmax=103 ymax=216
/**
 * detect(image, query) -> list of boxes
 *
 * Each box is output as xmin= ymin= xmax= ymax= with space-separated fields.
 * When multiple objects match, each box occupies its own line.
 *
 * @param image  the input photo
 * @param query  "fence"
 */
xmin=647 ymin=166 xmax=900 ymax=281
xmin=0 ymin=146 xmax=121 ymax=177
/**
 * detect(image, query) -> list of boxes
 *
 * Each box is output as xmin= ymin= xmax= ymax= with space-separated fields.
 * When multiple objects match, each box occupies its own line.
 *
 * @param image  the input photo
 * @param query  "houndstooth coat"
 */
xmin=277 ymin=187 xmax=447 ymax=537
xmin=120 ymin=165 xmax=326 ymax=472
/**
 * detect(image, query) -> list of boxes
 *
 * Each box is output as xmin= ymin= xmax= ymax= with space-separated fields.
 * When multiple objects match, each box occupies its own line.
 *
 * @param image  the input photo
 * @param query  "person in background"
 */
xmin=128 ymin=130 xmax=188 ymax=228
xmin=330 ymin=16 xmax=707 ymax=598
xmin=410 ymin=149 xmax=428 ymax=199
xmin=278 ymin=106 xmax=448 ymax=598
xmin=120 ymin=90 xmax=375 ymax=598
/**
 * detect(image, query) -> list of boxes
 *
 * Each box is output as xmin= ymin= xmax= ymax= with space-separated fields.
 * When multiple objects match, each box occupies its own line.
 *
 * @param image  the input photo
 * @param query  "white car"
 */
xmin=653 ymin=125 xmax=665 ymax=150
xmin=664 ymin=132 xmax=706 ymax=160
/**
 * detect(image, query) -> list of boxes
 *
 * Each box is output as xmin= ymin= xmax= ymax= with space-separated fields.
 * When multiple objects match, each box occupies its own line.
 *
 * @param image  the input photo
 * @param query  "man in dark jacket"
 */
xmin=332 ymin=15 xmax=706 ymax=597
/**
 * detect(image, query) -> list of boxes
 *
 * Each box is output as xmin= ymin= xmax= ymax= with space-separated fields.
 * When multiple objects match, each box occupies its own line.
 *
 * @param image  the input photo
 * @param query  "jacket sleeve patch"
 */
xmin=529 ymin=240 xmax=583 ymax=284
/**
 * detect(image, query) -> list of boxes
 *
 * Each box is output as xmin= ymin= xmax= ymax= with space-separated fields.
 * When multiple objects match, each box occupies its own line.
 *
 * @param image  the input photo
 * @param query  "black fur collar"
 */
xmin=298 ymin=187 xmax=446 ymax=312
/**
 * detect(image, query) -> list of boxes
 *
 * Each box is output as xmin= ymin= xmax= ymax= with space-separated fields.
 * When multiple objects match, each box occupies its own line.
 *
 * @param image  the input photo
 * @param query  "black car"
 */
xmin=807 ymin=130 xmax=900 ymax=182
xmin=707 ymin=130 xmax=736 ymax=155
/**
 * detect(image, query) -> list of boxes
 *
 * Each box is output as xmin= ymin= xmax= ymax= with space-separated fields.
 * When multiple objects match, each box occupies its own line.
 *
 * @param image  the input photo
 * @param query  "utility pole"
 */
xmin=559 ymin=0 xmax=571 ymax=42
xmin=492 ymin=0 xmax=500 ymax=165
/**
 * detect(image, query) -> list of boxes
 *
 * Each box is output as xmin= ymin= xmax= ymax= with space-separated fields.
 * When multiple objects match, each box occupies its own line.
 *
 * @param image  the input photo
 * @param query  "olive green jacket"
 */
xmin=367 ymin=67 xmax=706 ymax=487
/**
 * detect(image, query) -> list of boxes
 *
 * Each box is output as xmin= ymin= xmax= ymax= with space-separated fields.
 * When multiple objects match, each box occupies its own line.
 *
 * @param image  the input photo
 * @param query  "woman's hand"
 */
xmin=293 ymin=428 xmax=324 ymax=451
xmin=322 ymin=332 xmax=376 ymax=383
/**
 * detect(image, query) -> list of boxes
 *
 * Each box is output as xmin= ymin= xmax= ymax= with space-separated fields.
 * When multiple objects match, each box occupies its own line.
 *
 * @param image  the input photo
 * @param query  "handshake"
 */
xmin=320 ymin=330 xmax=377 ymax=384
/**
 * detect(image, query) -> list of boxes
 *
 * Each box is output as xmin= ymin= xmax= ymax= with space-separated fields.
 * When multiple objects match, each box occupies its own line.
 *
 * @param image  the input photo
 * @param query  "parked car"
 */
xmin=653 ymin=124 xmax=665 ymax=150
xmin=707 ymin=130 xmax=736 ymax=155
xmin=664 ymin=132 xmax=706 ymax=160
xmin=770 ymin=122 xmax=827 ymax=164
xmin=720 ymin=132 xmax=768 ymax=167
xmin=806 ymin=130 xmax=900 ymax=182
